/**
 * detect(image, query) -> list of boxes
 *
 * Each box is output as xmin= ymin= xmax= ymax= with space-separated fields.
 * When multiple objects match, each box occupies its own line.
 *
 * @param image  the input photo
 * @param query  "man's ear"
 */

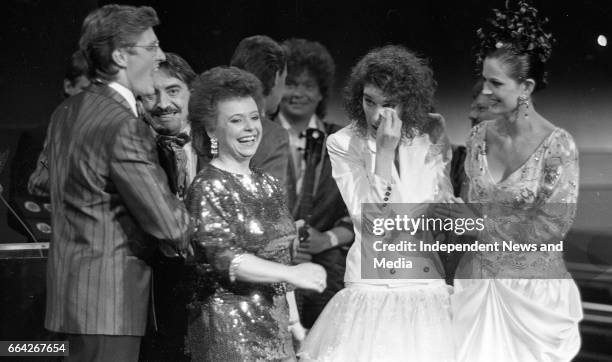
xmin=63 ymin=79 xmax=73 ymax=96
xmin=112 ymin=48 xmax=128 ymax=68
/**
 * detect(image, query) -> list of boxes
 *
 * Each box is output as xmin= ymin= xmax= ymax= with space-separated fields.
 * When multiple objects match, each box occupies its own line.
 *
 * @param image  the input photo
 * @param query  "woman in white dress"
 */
xmin=446 ymin=2 xmax=582 ymax=361
xmin=299 ymin=45 xmax=455 ymax=362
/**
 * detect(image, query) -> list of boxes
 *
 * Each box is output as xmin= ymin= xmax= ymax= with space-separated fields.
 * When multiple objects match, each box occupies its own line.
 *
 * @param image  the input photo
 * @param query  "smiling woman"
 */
xmin=184 ymin=66 xmax=327 ymax=361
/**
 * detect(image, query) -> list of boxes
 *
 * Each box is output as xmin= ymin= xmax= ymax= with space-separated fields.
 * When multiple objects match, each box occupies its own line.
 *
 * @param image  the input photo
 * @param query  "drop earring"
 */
xmin=517 ymin=95 xmax=530 ymax=121
xmin=210 ymin=136 xmax=218 ymax=156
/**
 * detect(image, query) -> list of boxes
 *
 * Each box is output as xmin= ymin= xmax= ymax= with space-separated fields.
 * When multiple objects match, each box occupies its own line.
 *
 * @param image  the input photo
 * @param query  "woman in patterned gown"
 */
xmin=184 ymin=66 xmax=326 ymax=361
xmin=445 ymin=2 xmax=583 ymax=361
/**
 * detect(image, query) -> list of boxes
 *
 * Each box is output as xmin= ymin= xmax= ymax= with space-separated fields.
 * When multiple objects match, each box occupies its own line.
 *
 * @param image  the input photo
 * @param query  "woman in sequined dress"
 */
xmin=445 ymin=2 xmax=583 ymax=361
xmin=299 ymin=45 xmax=456 ymax=362
xmin=184 ymin=66 xmax=326 ymax=362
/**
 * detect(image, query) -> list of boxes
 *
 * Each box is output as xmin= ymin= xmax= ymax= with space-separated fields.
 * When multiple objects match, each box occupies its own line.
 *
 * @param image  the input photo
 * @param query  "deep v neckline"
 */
xmin=482 ymin=125 xmax=558 ymax=185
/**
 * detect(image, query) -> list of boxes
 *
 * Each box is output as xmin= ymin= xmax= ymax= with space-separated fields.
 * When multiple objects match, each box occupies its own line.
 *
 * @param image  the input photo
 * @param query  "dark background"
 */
xmin=1 ymin=0 xmax=611 ymax=242
xmin=0 ymin=1 xmax=611 ymax=358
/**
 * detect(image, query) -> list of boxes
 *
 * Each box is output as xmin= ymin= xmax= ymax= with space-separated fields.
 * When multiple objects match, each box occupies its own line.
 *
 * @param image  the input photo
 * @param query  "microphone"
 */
xmin=0 ymin=183 xmax=41 ymax=243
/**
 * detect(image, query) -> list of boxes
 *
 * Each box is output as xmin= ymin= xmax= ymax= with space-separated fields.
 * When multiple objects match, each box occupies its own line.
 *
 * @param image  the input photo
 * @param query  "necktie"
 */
xmin=156 ymin=133 xmax=192 ymax=199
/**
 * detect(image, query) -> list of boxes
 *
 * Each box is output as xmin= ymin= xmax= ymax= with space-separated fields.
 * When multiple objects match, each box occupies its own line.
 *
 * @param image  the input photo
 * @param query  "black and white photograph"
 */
xmin=0 ymin=0 xmax=611 ymax=361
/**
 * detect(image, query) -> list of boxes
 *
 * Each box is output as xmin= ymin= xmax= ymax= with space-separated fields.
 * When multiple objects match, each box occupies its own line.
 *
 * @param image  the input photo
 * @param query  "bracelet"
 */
xmin=325 ymin=230 xmax=339 ymax=248
xmin=229 ymin=253 xmax=247 ymax=283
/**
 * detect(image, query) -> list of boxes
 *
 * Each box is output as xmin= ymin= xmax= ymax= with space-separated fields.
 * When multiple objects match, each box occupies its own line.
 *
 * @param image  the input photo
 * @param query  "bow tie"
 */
xmin=157 ymin=133 xmax=192 ymax=148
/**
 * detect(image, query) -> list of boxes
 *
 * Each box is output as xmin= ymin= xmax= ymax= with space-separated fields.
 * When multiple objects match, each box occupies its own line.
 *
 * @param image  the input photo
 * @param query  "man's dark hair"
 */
xmin=159 ymin=52 xmax=196 ymax=86
xmin=65 ymin=50 xmax=89 ymax=85
xmin=229 ymin=35 xmax=285 ymax=96
xmin=282 ymin=38 xmax=335 ymax=118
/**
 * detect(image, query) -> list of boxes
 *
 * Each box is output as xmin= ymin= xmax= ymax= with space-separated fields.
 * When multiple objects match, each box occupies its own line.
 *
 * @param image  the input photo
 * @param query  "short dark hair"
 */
xmin=189 ymin=66 xmax=264 ymax=157
xmin=345 ymin=45 xmax=436 ymax=138
xmin=158 ymin=52 xmax=196 ymax=86
xmin=282 ymin=38 xmax=335 ymax=118
xmin=65 ymin=50 xmax=89 ymax=85
xmin=229 ymin=35 xmax=285 ymax=96
xmin=79 ymin=4 xmax=160 ymax=81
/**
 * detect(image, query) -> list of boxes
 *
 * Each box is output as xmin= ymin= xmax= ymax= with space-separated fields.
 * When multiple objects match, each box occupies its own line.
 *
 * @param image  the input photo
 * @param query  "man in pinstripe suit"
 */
xmin=44 ymin=5 xmax=190 ymax=361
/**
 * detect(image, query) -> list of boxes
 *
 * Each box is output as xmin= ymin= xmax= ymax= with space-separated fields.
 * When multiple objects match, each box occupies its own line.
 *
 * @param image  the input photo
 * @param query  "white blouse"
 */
xmin=326 ymin=122 xmax=453 ymax=285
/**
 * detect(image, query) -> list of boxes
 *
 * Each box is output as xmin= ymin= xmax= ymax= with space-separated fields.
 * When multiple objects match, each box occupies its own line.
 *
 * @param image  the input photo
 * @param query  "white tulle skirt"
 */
xmin=298 ymin=281 xmax=455 ymax=362
xmin=452 ymin=279 xmax=583 ymax=362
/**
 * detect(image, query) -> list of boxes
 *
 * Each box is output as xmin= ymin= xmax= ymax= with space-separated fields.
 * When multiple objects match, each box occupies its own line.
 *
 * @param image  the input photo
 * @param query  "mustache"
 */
xmin=150 ymin=106 xmax=180 ymax=117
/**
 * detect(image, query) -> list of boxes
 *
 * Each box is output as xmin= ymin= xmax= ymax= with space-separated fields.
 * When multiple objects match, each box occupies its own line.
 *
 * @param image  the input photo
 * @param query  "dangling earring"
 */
xmin=210 ymin=136 xmax=218 ymax=156
xmin=517 ymin=95 xmax=530 ymax=121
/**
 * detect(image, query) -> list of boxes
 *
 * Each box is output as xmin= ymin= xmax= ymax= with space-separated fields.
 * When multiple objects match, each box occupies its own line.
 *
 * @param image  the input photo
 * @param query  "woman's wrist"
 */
xmin=282 ymin=264 xmax=297 ymax=285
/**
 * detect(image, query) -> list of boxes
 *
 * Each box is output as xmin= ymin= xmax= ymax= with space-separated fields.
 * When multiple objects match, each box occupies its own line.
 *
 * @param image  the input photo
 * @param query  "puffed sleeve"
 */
xmin=186 ymin=176 xmax=248 ymax=280
xmin=326 ymin=126 xmax=395 ymax=226
xmin=531 ymin=129 xmax=579 ymax=240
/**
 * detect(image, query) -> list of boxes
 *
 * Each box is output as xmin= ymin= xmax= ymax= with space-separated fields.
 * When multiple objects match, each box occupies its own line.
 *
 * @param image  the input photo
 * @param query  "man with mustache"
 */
xmin=141 ymin=52 xmax=197 ymax=200
xmin=44 ymin=5 xmax=190 ymax=361
xmin=139 ymin=52 xmax=197 ymax=361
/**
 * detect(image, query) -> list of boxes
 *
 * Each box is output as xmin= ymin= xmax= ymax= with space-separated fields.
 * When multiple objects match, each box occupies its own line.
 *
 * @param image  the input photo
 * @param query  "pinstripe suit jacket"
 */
xmin=44 ymin=83 xmax=190 ymax=336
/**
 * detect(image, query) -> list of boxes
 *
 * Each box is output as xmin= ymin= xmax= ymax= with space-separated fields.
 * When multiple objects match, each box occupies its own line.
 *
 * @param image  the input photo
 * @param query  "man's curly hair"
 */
xmin=344 ymin=45 xmax=436 ymax=139
xmin=282 ymin=38 xmax=335 ymax=119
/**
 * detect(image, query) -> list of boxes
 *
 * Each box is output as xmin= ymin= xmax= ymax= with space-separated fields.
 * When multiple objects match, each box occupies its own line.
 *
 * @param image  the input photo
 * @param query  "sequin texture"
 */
xmin=184 ymin=164 xmax=297 ymax=361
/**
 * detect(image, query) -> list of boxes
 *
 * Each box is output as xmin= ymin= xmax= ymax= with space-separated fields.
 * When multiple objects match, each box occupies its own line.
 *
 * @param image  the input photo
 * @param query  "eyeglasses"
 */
xmin=128 ymin=41 xmax=161 ymax=53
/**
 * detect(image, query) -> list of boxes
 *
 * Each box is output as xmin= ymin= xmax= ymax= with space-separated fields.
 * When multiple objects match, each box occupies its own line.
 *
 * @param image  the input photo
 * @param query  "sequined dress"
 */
xmin=452 ymin=121 xmax=583 ymax=362
xmin=184 ymin=163 xmax=297 ymax=361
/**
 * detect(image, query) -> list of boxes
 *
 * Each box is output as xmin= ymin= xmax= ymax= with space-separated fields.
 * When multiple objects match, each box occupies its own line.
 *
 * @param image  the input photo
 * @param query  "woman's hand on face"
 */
xmin=287 ymin=263 xmax=327 ymax=293
xmin=376 ymin=108 xmax=402 ymax=152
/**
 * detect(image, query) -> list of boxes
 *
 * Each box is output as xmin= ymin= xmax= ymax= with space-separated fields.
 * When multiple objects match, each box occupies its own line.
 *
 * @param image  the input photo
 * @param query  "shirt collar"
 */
xmin=181 ymin=124 xmax=192 ymax=136
xmin=278 ymin=113 xmax=325 ymax=134
xmin=108 ymin=82 xmax=138 ymax=116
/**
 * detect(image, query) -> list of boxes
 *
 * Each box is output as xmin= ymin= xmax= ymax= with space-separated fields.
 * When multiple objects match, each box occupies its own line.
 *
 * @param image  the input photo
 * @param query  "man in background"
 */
xmin=277 ymin=38 xmax=353 ymax=328
xmin=139 ymin=52 xmax=197 ymax=361
xmin=25 ymin=50 xmax=91 ymax=199
xmin=229 ymin=35 xmax=290 ymax=186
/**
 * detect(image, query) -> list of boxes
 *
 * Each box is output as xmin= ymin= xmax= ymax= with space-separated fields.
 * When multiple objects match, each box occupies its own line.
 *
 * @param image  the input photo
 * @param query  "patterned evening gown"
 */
xmin=184 ymin=163 xmax=297 ymax=362
xmin=452 ymin=121 xmax=583 ymax=362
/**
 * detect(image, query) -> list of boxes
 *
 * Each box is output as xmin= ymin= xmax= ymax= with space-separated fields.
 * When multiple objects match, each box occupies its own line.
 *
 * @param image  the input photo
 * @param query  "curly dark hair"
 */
xmin=282 ymin=38 xmax=335 ymax=118
xmin=188 ymin=66 xmax=264 ymax=157
xmin=345 ymin=45 xmax=436 ymax=139
xmin=475 ymin=0 xmax=554 ymax=91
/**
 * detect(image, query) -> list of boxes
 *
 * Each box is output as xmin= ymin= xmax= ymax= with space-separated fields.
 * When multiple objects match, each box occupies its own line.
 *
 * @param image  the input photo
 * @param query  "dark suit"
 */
xmin=44 ymin=83 xmax=190 ymax=339
xmin=250 ymin=116 xmax=290 ymax=186
xmin=287 ymin=121 xmax=353 ymax=328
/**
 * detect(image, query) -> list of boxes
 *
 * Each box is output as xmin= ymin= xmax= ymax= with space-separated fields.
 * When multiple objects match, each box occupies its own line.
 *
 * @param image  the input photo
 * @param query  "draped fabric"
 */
xmin=452 ymin=121 xmax=582 ymax=362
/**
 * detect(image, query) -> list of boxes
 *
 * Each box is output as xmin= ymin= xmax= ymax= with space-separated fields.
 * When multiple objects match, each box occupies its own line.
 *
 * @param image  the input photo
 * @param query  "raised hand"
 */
xmin=376 ymin=108 xmax=402 ymax=153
